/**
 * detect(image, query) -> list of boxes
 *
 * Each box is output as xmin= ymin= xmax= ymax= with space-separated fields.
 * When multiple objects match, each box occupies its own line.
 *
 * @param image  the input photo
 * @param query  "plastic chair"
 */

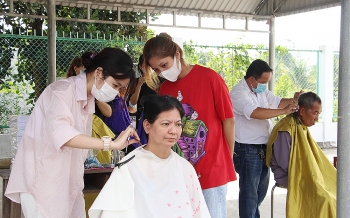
xmin=271 ymin=183 xmax=287 ymax=218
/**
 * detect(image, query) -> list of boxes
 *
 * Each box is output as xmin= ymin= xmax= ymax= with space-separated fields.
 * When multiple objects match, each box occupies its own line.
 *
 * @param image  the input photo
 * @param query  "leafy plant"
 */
xmin=0 ymin=73 xmax=34 ymax=133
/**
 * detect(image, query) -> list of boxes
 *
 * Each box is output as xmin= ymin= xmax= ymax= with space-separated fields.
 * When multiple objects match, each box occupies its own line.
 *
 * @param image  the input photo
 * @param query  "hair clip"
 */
xmin=90 ymin=51 xmax=98 ymax=59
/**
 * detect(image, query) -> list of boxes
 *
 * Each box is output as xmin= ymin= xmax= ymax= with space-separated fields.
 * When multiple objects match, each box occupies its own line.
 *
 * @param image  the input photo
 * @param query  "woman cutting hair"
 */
xmin=5 ymin=47 xmax=140 ymax=218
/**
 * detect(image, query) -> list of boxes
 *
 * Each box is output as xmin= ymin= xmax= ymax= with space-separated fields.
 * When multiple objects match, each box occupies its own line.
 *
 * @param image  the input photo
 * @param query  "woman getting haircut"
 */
xmin=89 ymin=95 xmax=211 ymax=218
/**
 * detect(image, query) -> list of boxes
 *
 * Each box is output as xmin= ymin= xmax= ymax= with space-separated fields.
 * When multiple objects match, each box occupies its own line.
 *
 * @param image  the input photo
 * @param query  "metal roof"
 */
xmin=14 ymin=0 xmax=341 ymax=19
xmin=258 ymin=0 xmax=340 ymax=16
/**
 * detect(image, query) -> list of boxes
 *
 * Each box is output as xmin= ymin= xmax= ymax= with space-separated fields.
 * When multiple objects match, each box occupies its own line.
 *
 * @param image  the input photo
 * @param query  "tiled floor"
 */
xmin=226 ymin=168 xmax=288 ymax=218
xmin=0 ymin=148 xmax=336 ymax=218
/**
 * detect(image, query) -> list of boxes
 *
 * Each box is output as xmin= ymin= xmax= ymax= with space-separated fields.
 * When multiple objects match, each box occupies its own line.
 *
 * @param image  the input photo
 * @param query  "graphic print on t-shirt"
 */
xmin=175 ymin=90 xmax=208 ymax=166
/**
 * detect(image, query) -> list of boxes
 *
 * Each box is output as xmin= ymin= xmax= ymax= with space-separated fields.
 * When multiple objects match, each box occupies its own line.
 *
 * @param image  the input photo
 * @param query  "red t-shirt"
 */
xmin=160 ymin=64 xmax=237 ymax=189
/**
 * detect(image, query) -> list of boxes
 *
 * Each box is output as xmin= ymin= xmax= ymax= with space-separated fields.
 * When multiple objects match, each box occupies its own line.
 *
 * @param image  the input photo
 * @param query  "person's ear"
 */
xmin=95 ymin=68 xmax=103 ymax=78
xmin=249 ymin=76 xmax=256 ymax=87
xmin=143 ymin=119 xmax=151 ymax=134
xmin=175 ymin=50 xmax=181 ymax=59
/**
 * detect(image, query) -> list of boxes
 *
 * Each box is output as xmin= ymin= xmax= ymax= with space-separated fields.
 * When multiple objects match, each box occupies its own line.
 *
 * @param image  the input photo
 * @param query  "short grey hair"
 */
xmin=298 ymin=92 xmax=322 ymax=109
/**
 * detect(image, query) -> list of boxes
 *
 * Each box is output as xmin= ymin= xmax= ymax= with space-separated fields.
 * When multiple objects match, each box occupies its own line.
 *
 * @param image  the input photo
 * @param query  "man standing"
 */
xmin=266 ymin=92 xmax=336 ymax=218
xmin=230 ymin=59 xmax=302 ymax=218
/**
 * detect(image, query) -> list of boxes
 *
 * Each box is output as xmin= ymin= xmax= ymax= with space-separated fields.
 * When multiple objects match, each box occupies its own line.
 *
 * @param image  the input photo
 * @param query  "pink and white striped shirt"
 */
xmin=5 ymin=73 xmax=95 ymax=218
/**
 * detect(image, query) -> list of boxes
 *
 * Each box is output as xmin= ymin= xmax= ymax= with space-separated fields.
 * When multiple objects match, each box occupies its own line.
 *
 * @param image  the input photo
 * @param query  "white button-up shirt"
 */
xmin=230 ymin=79 xmax=281 ymax=144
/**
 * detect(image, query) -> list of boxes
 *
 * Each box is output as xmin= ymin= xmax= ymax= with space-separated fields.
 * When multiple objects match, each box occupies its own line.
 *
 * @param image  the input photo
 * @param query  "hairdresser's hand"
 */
xmin=110 ymin=125 xmax=140 ymax=150
xmin=293 ymin=90 xmax=303 ymax=102
xmin=283 ymin=103 xmax=299 ymax=115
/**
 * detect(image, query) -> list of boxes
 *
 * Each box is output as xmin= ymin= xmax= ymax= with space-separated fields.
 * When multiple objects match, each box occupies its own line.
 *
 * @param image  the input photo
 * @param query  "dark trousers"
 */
xmin=233 ymin=142 xmax=270 ymax=218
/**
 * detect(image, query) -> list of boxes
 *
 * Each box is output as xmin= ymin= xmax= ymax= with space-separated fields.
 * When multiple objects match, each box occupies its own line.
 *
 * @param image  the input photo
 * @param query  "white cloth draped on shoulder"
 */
xmin=89 ymin=146 xmax=211 ymax=218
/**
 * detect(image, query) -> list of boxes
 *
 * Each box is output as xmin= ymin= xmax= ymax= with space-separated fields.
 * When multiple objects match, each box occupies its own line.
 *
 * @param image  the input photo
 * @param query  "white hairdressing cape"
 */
xmin=88 ymin=146 xmax=211 ymax=218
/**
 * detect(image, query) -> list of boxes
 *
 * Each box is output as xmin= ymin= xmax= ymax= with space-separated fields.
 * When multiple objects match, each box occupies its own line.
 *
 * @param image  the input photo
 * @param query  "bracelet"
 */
xmin=128 ymin=101 xmax=137 ymax=108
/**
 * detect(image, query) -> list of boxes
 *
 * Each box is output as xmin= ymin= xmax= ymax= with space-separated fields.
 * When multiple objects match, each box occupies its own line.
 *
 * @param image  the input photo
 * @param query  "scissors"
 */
xmin=126 ymin=123 xmax=142 ymax=153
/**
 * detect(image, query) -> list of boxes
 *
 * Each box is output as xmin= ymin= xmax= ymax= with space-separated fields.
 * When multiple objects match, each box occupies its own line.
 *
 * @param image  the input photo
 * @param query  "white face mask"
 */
xmin=159 ymin=56 xmax=182 ymax=82
xmin=91 ymin=77 xmax=119 ymax=102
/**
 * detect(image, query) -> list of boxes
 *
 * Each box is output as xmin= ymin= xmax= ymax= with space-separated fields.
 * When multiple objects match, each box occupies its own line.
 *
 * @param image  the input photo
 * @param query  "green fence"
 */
xmin=0 ymin=32 xmax=339 ymax=129
xmin=0 ymin=33 xmax=145 ymax=130
xmin=184 ymin=43 xmax=320 ymax=95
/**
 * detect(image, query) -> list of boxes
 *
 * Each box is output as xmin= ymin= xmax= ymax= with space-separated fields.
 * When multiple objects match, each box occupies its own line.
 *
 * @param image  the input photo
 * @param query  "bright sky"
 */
xmin=149 ymin=6 xmax=341 ymax=50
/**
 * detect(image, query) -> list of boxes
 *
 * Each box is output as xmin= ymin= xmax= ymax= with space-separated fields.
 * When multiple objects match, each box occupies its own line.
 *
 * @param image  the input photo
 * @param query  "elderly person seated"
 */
xmin=266 ymin=92 xmax=336 ymax=218
xmin=89 ymin=95 xmax=211 ymax=218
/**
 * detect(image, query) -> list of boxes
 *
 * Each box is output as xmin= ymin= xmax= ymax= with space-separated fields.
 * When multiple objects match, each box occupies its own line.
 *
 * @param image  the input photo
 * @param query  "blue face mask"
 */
xmin=252 ymin=82 xmax=268 ymax=93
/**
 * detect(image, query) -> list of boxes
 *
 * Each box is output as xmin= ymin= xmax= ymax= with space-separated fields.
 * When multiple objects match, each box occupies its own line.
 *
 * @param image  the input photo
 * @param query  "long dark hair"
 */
xmin=66 ymin=57 xmax=82 ymax=78
xmin=138 ymin=54 xmax=144 ymax=76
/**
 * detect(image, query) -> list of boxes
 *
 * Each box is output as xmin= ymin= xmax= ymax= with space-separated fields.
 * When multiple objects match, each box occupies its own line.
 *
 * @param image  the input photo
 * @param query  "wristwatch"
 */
xmin=101 ymin=136 xmax=112 ymax=151
xmin=128 ymin=101 xmax=137 ymax=109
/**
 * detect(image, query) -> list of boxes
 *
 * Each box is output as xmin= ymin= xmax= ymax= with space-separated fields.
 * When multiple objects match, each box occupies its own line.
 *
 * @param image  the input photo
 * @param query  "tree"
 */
xmin=0 ymin=0 xmax=158 ymax=99
xmin=258 ymin=46 xmax=317 ymax=98
xmin=55 ymin=6 xmax=158 ymax=39
xmin=183 ymin=41 xmax=261 ymax=90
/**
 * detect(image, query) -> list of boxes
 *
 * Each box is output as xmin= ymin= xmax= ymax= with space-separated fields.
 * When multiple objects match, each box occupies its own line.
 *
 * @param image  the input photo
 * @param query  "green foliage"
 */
xmin=184 ymin=42 xmax=264 ymax=90
xmin=257 ymin=45 xmax=317 ymax=98
xmin=55 ymin=8 xmax=158 ymax=40
xmin=0 ymin=0 xmax=158 ymax=101
xmin=333 ymin=98 xmax=338 ymax=122
xmin=0 ymin=0 xmax=326 ymax=126
xmin=0 ymin=38 xmax=14 ymax=82
xmin=0 ymin=73 xmax=34 ymax=129
xmin=1 ymin=2 xmax=46 ymax=35
xmin=0 ymin=1 xmax=159 ymax=39
xmin=183 ymin=40 xmax=199 ymax=64
xmin=333 ymin=52 xmax=339 ymax=122
xmin=0 ymin=1 xmax=158 ymax=128
xmin=183 ymin=42 xmax=320 ymax=124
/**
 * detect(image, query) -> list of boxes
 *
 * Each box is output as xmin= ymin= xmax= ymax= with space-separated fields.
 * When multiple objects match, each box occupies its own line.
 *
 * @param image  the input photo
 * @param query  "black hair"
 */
xmin=138 ymin=54 xmax=144 ymax=76
xmin=81 ymin=47 xmax=137 ymax=98
xmin=141 ymin=95 xmax=185 ymax=124
xmin=244 ymin=59 xmax=273 ymax=80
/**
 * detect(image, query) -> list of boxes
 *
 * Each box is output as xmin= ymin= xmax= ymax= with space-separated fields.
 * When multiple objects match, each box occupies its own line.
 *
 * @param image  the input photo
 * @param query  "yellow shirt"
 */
xmin=91 ymin=114 xmax=115 ymax=164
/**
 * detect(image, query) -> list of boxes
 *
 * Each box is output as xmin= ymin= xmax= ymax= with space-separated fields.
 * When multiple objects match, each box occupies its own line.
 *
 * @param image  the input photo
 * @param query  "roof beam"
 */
xmin=0 ymin=11 xmax=269 ymax=33
xmin=11 ymin=0 xmax=271 ymax=20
